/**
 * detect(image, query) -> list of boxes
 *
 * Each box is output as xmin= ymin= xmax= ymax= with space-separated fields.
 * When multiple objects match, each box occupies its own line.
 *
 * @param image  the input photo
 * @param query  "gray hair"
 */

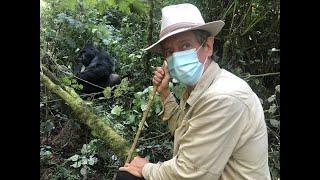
xmin=192 ymin=30 xmax=215 ymax=61
xmin=192 ymin=30 xmax=211 ymax=45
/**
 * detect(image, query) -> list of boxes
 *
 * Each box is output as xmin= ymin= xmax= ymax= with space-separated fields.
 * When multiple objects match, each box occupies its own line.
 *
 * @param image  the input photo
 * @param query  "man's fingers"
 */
xmin=124 ymin=163 xmax=130 ymax=167
xmin=154 ymin=71 xmax=164 ymax=79
xmin=153 ymin=76 xmax=162 ymax=83
xmin=156 ymin=67 xmax=164 ymax=75
xmin=119 ymin=166 xmax=129 ymax=171
xmin=152 ymin=79 xmax=160 ymax=86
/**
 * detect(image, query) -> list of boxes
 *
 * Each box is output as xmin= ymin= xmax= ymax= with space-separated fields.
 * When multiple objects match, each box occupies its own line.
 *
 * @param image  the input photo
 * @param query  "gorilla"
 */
xmin=73 ymin=44 xmax=121 ymax=94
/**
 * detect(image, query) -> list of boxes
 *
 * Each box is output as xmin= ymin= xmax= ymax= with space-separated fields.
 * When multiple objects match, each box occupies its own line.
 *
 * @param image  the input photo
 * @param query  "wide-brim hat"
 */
xmin=142 ymin=3 xmax=225 ymax=53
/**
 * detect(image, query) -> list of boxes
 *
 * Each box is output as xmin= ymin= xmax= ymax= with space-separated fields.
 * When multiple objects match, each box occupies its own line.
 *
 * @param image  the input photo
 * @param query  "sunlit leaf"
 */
xmin=88 ymin=156 xmax=97 ymax=165
xmin=268 ymin=104 xmax=277 ymax=114
xmin=267 ymin=95 xmax=276 ymax=103
xmin=111 ymin=105 xmax=123 ymax=116
xmin=70 ymin=161 xmax=81 ymax=168
xmin=103 ymin=87 xmax=112 ymax=99
xmin=80 ymin=166 xmax=87 ymax=176
xmin=68 ymin=154 xmax=80 ymax=162
xmin=275 ymin=85 xmax=280 ymax=93
xmin=270 ymin=119 xmax=280 ymax=128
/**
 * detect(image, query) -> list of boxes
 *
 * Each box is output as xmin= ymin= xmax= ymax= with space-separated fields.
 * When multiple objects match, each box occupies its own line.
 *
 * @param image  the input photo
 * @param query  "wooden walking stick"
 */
xmin=125 ymin=86 xmax=157 ymax=164
xmin=125 ymin=62 xmax=165 ymax=164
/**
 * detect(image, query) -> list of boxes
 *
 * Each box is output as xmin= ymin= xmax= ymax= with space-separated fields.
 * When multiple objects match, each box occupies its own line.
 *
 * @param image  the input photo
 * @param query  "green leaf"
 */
xmin=127 ymin=114 xmax=136 ymax=124
xmin=234 ymin=67 xmax=242 ymax=76
xmin=103 ymin=87 xmax=112 ymax=99
xmin=81 ymin=144 xmax=89 ymax=154
xmin=268 ymin=104 xmax=277 ymax=114
xmin=270 ymin=119 xmax=280 ymax=128
xmin=40 ymin=150 xmax=52 ymax=156
xmin=144 ymin=121 xmax=149 ymax=127
xmin=111 ymin=155 xmax=118 ymax=161
xmin=275 ymin=85 xmax=280 ymax=93
xmin=254 ymin=79 xmax=260 ymax=85
xmin=61 ymin=77 xmax=72 ymax=86
xmin=92 ymin=28 xmax=97 ymax=33
xmin=105 ymin=0 xmax=116 ymax=6
xmin=267 ymin=95 xmax=276 ymax=103
xmin=80 ymin=166 xmax=87 ymax=176
xmin=88 ymin=156 xmax=97 ymax=165
xmin=68 ymin=154 xmax=80 ymax=161
xmin=70 ymin=161 xmax=81 ymax=168
xmin=111 ymin=105 xmax=123 ymax=116
xmin=80 ymin=157 xmax=88 ymax=165
xmin=143 ymin=86 xmax=152 ymax=94
xmin=140 ymin=99 xmax=147 ymax=111
xmin=118 ymin=1 xmax=131 ymax=13
xmin=102 ymin=38 xmax=110 ymax=45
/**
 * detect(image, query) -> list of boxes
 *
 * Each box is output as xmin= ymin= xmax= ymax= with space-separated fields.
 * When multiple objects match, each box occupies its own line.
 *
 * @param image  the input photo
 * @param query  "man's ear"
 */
xmin=205 ymin=36 xmax=214 ymax=56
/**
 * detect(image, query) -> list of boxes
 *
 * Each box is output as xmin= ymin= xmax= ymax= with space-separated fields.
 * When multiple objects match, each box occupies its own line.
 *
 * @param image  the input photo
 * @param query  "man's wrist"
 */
xmin=159 ymin=89 xmax=170 ymax=102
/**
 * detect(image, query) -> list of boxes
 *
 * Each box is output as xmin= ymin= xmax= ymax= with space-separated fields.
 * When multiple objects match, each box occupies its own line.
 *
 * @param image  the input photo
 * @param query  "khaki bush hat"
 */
xmin=142 ymin=3 xmax=225 ymax=53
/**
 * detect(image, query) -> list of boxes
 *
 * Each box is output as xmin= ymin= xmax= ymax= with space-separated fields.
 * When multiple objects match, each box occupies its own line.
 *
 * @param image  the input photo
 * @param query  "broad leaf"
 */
xmin=111 ymin=105 xmax=123 ymax=116
xmin=68 ymin=154 xmax=80 ymax=161
xmin=270 ymin=119 xmax=280 ymax=128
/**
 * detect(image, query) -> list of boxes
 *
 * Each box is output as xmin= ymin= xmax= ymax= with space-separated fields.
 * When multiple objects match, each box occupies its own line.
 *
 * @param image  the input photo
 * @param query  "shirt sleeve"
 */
xmin=158 ymin=92 xmax=182 ymax=135
xmin=142 ymin=94 xmax=248 ymax=180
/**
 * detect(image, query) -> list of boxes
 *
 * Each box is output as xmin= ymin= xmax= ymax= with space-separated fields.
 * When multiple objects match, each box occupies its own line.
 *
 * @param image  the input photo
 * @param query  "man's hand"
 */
xmin=119 ymin=156 xmax=149 ymax=177
xmin=152 ymin=61 xmax=171 ymax=101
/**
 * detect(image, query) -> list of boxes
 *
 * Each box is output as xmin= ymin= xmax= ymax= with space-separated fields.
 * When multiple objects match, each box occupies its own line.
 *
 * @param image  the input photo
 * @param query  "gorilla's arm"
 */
xmin=76 ymin=55 xmax=112 ymax=84
xmin=76 ymin=65 xmax=109 ymax=83
xmin=73 ymin=63 xmax=83 ymax=75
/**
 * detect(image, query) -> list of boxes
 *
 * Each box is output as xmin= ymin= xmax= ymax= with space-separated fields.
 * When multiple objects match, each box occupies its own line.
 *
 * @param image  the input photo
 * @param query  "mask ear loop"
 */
xmin=196 ymin=41 xmax=209 ymax=65
xmin=203 ymin=56 xmax=209 ymax=65
xmin=196 ymin=40 xmax=206 ymax=52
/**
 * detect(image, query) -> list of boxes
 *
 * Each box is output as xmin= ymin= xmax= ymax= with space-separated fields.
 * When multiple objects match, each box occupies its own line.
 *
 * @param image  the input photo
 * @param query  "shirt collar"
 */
xmin=186 ymin=61 xmax=221 ymax=106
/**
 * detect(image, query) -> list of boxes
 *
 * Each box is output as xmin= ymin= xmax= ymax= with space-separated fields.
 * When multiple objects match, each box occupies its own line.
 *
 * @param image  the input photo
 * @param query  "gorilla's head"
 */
xmin=77 ymin=44 xmax=99 ymax=66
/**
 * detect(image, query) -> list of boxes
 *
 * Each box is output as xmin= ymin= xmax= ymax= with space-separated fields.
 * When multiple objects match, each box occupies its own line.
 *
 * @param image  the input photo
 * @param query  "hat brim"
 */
xmin=142 ymin=20 xmax=225 ymax=53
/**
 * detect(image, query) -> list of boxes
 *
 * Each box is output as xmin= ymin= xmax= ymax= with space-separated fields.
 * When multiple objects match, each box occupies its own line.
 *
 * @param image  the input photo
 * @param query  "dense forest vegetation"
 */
xmin=40 ymin=0 xmax=280 ymax=179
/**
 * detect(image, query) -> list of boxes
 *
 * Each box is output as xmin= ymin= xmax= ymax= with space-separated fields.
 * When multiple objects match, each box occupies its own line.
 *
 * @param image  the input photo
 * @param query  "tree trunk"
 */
xmin=144 ymin=0 xmax=154 ymax=70
xmin=40 ymin=72 xmax=131 ymax=159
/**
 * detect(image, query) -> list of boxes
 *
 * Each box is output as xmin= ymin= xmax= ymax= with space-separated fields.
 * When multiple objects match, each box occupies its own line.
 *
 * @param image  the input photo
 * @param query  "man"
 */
xmin=119 ymin=3 xmax=271 ymax=180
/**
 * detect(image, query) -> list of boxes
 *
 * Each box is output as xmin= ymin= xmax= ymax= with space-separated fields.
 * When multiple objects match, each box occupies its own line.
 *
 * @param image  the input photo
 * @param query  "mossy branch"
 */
xmin=40 ymin=72 xmax=130 ymax=158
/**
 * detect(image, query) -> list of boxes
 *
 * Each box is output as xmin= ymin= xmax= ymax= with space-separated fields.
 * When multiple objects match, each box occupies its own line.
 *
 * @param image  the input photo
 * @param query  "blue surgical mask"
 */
xmin=167 ymin=45 xmax=208 ymax=86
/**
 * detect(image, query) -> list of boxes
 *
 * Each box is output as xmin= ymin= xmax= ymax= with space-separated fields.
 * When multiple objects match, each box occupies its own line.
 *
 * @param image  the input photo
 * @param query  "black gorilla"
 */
xmin=73 ymin=44 xmax=121 ymax=94
xmin=115 ymin=171 xmax=145 ymax=180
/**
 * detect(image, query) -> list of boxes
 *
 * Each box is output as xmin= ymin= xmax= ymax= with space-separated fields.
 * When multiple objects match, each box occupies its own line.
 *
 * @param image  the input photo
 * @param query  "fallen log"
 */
xmin=40 ymin=72 xmax=131 ymax=158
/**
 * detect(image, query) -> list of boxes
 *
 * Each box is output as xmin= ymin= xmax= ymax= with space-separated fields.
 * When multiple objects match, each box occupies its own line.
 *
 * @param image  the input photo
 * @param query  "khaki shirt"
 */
xmin=142 ymin=61 xmax=271 ymax=180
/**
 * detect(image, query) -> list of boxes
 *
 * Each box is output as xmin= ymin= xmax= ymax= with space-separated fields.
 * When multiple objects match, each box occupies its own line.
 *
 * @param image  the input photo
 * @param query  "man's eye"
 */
xmin=182 ymin=43 xmax=191 ymax=50
xmin=165 ymin=50 xmax=173 ymax=58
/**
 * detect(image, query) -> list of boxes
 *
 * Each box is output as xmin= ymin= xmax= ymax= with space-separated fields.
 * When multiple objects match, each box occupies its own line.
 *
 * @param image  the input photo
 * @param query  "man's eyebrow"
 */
xmin=178 ymin=38 xmax=192 ymax=43
xmin=177 ymin=38 xmax=193 ymax=44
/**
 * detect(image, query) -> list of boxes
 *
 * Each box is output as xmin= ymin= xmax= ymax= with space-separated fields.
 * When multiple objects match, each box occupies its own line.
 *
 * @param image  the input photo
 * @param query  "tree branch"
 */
xmin=242 ymin=72 xmax=280 ymax=79
xmin=139 ymin=131 xmax=170 ymax=142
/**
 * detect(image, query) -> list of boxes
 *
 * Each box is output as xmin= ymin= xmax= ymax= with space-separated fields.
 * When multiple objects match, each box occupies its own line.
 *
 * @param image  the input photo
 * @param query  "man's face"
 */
xmin=161 ymin=31 xmax=213 ymax=65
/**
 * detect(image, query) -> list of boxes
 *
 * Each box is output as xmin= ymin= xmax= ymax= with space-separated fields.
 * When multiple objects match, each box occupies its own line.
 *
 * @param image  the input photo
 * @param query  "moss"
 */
xmin=41 ymin=73 xmax=130 ymax=158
